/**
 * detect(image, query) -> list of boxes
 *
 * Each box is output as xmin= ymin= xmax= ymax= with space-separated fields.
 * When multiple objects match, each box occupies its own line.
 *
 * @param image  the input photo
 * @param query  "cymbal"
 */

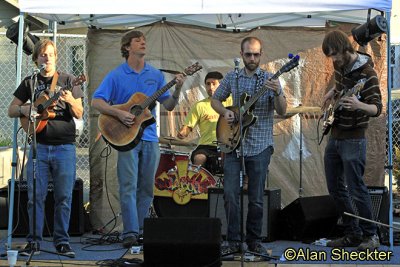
xmin=286 ymin=106 xmax=322 ymax=114
xmin=159 ymin=136 xmax=197 ymax=147
xmin=274 ymin=106 xmax=322 ymax=123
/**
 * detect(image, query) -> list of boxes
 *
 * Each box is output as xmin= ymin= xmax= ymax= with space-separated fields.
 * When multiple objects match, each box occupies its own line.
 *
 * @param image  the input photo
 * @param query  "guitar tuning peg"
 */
xmin=288 ymin=53 xmax=293 ymax=59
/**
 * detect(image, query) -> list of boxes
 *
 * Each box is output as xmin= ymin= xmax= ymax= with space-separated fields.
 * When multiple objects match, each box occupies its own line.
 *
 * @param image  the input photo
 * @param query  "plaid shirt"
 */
xmin=213 ymin=67 xmax=278 ymax=156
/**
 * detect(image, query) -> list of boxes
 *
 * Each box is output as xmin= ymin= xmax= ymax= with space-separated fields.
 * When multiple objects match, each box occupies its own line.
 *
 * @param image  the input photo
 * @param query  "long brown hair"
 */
xmin=322 ymin=30 xmax=355 ymax=56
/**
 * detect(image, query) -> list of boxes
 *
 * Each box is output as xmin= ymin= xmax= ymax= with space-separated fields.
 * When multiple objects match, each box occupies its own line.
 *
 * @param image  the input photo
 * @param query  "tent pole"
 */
xmin=7 ymin=13 xmax=25 ymax=249
xmin=385 ymin=10 xmax=394 ymax=251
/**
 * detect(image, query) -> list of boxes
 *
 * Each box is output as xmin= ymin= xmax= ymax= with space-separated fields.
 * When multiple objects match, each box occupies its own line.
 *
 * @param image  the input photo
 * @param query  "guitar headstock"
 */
xmin=182 ymin=62 xmax=202 ymax=76
xmin=271 ymin=54 xmax=300 ymax=80
xmin=281 ymin=54 xmax=300 ymax=73
xmin=73 ymin=74 xmax=87 ymax=87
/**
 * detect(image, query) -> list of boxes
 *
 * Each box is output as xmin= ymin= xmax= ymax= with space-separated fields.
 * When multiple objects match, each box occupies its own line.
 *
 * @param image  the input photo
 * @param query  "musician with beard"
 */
xmin=211 ymin=36 xmax=286 ymax=255
xmin=321 ymin=30 xmax=382 ymax=251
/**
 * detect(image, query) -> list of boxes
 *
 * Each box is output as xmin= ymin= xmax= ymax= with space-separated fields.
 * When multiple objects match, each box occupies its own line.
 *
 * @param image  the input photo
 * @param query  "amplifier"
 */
xmin=336 ymin=186 xmax=390 ymax=244
xmin=2 ymin=178 xmax=84 ymax=236
xmin=207 ymin=187 xmax=281 ymax=242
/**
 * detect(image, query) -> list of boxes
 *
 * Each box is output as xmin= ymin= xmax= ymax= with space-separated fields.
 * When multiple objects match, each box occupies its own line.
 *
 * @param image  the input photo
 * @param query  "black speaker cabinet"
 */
xmin=143 ymin=217 xmax=221 ymax=267
xmin=207 ymin=187 xmax=281 ymax=242
xmin=336 ymin=186 xmax=390 ymax=245
xmin=3 ymin=178 xmax=84 ymax=236
xmin=280 ymin=195 xmax=339 ymax=241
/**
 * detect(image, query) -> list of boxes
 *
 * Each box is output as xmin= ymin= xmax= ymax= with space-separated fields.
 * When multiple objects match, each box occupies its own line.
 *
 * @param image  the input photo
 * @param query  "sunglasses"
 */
xmin=243 ymin=52 xmax=261 ymax=58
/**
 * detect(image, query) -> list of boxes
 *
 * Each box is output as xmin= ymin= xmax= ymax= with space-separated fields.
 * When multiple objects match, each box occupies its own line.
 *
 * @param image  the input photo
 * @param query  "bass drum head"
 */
xmin=153 ymin=196 xmax=208 ymax=218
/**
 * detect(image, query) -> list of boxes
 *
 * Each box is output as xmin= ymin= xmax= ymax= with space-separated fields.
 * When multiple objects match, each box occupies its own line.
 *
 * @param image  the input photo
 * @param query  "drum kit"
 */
xmin=153 ymin=136 xmax=224 ymax=217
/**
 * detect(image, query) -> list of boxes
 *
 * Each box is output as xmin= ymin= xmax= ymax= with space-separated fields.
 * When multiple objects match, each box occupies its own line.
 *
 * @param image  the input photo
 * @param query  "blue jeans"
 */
xmin=117 ymin=141 xmax=160 ymax=239
xmin=26 ymin=143 xmax=76 ymax=246
xmin=324 ymin=138 xmax=377 ymax=237
xmin=223 ymin=146 xmax=273 ymax=243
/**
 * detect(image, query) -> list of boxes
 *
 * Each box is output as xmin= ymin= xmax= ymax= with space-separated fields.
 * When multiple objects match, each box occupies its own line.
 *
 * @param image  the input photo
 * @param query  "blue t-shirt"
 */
xmin=93 ymin=62 xmax=169 ymax=141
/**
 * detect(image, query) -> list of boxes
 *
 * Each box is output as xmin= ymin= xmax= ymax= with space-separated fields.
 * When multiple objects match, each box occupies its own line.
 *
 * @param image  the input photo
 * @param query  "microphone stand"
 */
xmin=25 ymin=72 xmax=67 ymax=265
xmin=221 ymin=65 xmax=273 ymax=265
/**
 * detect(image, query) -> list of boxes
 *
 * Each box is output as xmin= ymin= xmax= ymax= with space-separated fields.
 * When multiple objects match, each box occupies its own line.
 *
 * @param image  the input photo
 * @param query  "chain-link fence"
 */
xmin=0 ymin=32 xmax=90 ymax=202
xmin=390 ymin=44 xmax=400 ymax=192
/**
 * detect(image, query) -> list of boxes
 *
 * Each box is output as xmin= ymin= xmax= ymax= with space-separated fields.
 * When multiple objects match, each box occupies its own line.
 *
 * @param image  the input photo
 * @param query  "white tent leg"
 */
xmin=7 ymin=13 xmax=25 ymax=249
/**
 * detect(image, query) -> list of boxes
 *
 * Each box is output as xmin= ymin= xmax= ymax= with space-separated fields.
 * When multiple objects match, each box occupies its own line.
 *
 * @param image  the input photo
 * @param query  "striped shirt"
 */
xmin=213 ymin=67 xmax=280 ymax=156
xmin=331 ymin=53 xmax=382 ymax=139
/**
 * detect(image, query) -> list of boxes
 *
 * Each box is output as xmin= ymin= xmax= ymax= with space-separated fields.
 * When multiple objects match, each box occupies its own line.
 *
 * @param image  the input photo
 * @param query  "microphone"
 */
xmin=32 ymin=63 xmax=46 ymax=75
xmin=234 ymin=58 xmax=240 ymax=74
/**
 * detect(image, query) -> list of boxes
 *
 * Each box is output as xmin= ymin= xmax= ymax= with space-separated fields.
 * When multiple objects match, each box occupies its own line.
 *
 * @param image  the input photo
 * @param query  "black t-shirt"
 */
xmin=14 ymin=72 xmax=84 ymax=145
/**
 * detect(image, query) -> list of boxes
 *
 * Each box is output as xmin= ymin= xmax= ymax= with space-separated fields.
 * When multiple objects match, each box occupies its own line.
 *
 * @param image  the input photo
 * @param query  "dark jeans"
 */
xmin=324 ymin=138 xmax=377 ymax=237
xmin=223 ymin=146 xmax=273 ymax=243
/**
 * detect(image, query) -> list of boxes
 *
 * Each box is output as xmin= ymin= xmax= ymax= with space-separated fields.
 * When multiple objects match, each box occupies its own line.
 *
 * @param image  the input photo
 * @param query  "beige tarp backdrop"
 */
xmin=87 ymin=22 xmax=387 ymax=231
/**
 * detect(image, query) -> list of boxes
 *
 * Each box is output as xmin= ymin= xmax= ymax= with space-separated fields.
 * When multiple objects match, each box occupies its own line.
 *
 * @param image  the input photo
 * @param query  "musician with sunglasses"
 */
xmin=211 ymin=36 xmax=286 ymax=255
xmin=321 ymin=30 xmax=382 ymax=251
xmin=8 ymin=39 xmax=84 ymax=257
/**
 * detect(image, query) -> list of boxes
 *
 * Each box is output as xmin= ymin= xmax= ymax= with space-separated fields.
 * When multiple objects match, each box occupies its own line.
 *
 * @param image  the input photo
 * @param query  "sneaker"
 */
xmin=221 ymin=241 xmax=241 ymax=255
xmin=247 ymin=242 xmax=270 ymax=256
xmin=56 ymin=243 xmax=75 ymax=258
xmin=122 ymin=235 xmax=138 ymax=248
xmin=327 ymin=234 xmax=363 ymax=247
xmin=19 ymin=242 xmax=40 ymax=256
xmin=357 ymin=234 xmax=380 ymax=251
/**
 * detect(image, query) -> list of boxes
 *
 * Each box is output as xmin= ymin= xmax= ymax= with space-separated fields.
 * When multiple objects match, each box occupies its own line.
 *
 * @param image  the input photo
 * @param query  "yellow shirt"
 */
xmin=184 ymin=96 xmax=232 ymax=146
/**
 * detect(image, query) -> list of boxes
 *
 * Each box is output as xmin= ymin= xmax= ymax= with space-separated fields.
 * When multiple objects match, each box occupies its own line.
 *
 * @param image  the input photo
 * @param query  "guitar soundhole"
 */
xmin=131 ymin=105 xmax=143 ymax=116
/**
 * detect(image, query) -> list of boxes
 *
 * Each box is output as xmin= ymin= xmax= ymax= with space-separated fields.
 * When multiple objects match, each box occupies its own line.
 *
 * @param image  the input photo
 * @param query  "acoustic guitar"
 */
xmin=98 ymin=62 xmax=202 ymax=151
xmin=20 ymin=74 xmax=86 ymax=134
xmin=216 ymin=55 xmax=300 ymax=153
xmin=318 ymin=78 xmax=366 ymax=144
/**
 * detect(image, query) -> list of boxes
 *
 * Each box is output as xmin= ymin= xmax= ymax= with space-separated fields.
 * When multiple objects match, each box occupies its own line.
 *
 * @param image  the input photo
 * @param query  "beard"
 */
xmin=244 ymin=61 xmax=259 ymax=72
xmin=333 ymin=53 xmax=352 ymax=70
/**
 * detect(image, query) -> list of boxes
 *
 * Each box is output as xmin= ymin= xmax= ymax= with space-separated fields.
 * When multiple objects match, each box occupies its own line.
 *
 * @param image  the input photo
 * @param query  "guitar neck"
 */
xmin=141 ymin=78 xmax=177 ymax=109
xmin=37 ymin=89 xmax=66 ymax=113
xmin=241 ymin=70 xmax=282 ymax=113
xmin=333 ymin=80 xmax=366 ymax=111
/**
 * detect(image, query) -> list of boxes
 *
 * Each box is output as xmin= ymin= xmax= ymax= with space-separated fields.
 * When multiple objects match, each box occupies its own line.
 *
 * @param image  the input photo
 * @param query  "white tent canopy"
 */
xmin=19 ymin=0 xmax=392 ymax=31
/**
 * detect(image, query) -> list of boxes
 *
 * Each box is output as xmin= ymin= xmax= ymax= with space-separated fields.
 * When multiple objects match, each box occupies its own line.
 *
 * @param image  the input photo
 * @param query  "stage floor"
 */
xmin=1 ymin=234 xmax=399 ymax=266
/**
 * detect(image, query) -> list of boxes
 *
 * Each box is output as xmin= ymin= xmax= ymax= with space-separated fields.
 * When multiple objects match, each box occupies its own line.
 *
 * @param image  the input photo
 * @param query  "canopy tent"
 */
xmin=9 ymin=0 xmax=395 ymax=251
xmin=19 ymin=0 xmax=392 ymax=31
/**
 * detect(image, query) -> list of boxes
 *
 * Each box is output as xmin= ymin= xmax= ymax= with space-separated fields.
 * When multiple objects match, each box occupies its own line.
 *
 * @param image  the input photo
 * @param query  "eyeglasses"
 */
xmin=243 ymin=52 xmax=261 ymax=58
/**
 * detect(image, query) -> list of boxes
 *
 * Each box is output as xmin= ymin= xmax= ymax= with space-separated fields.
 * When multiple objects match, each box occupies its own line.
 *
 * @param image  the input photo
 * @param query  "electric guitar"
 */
xmin=98 ymin=62 xmax=202 ymax=151
xmin=319 ymin=78 xmax=366 ymax=144
xmin=20 ymin=74 xmax=86 ymax=134
xmin=216 ymin=55 xmax=300 ymax=153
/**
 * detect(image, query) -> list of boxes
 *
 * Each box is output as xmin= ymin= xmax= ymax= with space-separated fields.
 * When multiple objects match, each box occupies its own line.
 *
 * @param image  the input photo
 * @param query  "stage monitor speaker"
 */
xmin=280 ymin=195 xmax=339 ymax=241
xmin=2 ymin=178 xmax=84 ymax=236
xmin=208 ymin=187 xmax=281 ymax=242
xmin=143 ymin=217 xmax=221 ymax=267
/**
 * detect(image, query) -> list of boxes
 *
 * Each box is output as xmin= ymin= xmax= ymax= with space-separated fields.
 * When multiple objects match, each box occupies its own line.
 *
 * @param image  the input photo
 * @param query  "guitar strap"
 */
xmin=255 ymin=69 xmax=265 ymax=93
xmin=49 ymin=71 xmax=59 ymax=96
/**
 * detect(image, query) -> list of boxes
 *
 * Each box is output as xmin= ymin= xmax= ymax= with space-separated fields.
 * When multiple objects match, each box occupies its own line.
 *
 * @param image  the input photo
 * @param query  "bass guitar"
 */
xmin=319 ymin=78 xmax=366 ymax=144
xmin=20 ymin=74 xmax=86 ymax=134
xmin=98 ymin=62 xmax=202 ymax=151
xmin=216 ymin=55 xmax=300 ymax=153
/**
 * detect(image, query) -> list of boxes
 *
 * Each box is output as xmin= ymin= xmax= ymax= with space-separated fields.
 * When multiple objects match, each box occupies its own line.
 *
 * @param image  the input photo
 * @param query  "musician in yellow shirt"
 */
xmin=178 ymin=71 xmax=232 ymax=174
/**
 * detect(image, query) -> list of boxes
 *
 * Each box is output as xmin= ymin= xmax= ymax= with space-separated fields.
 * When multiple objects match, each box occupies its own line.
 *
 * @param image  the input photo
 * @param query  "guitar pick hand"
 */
xmin=340 ymin=95 xmax=360 ymax=111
